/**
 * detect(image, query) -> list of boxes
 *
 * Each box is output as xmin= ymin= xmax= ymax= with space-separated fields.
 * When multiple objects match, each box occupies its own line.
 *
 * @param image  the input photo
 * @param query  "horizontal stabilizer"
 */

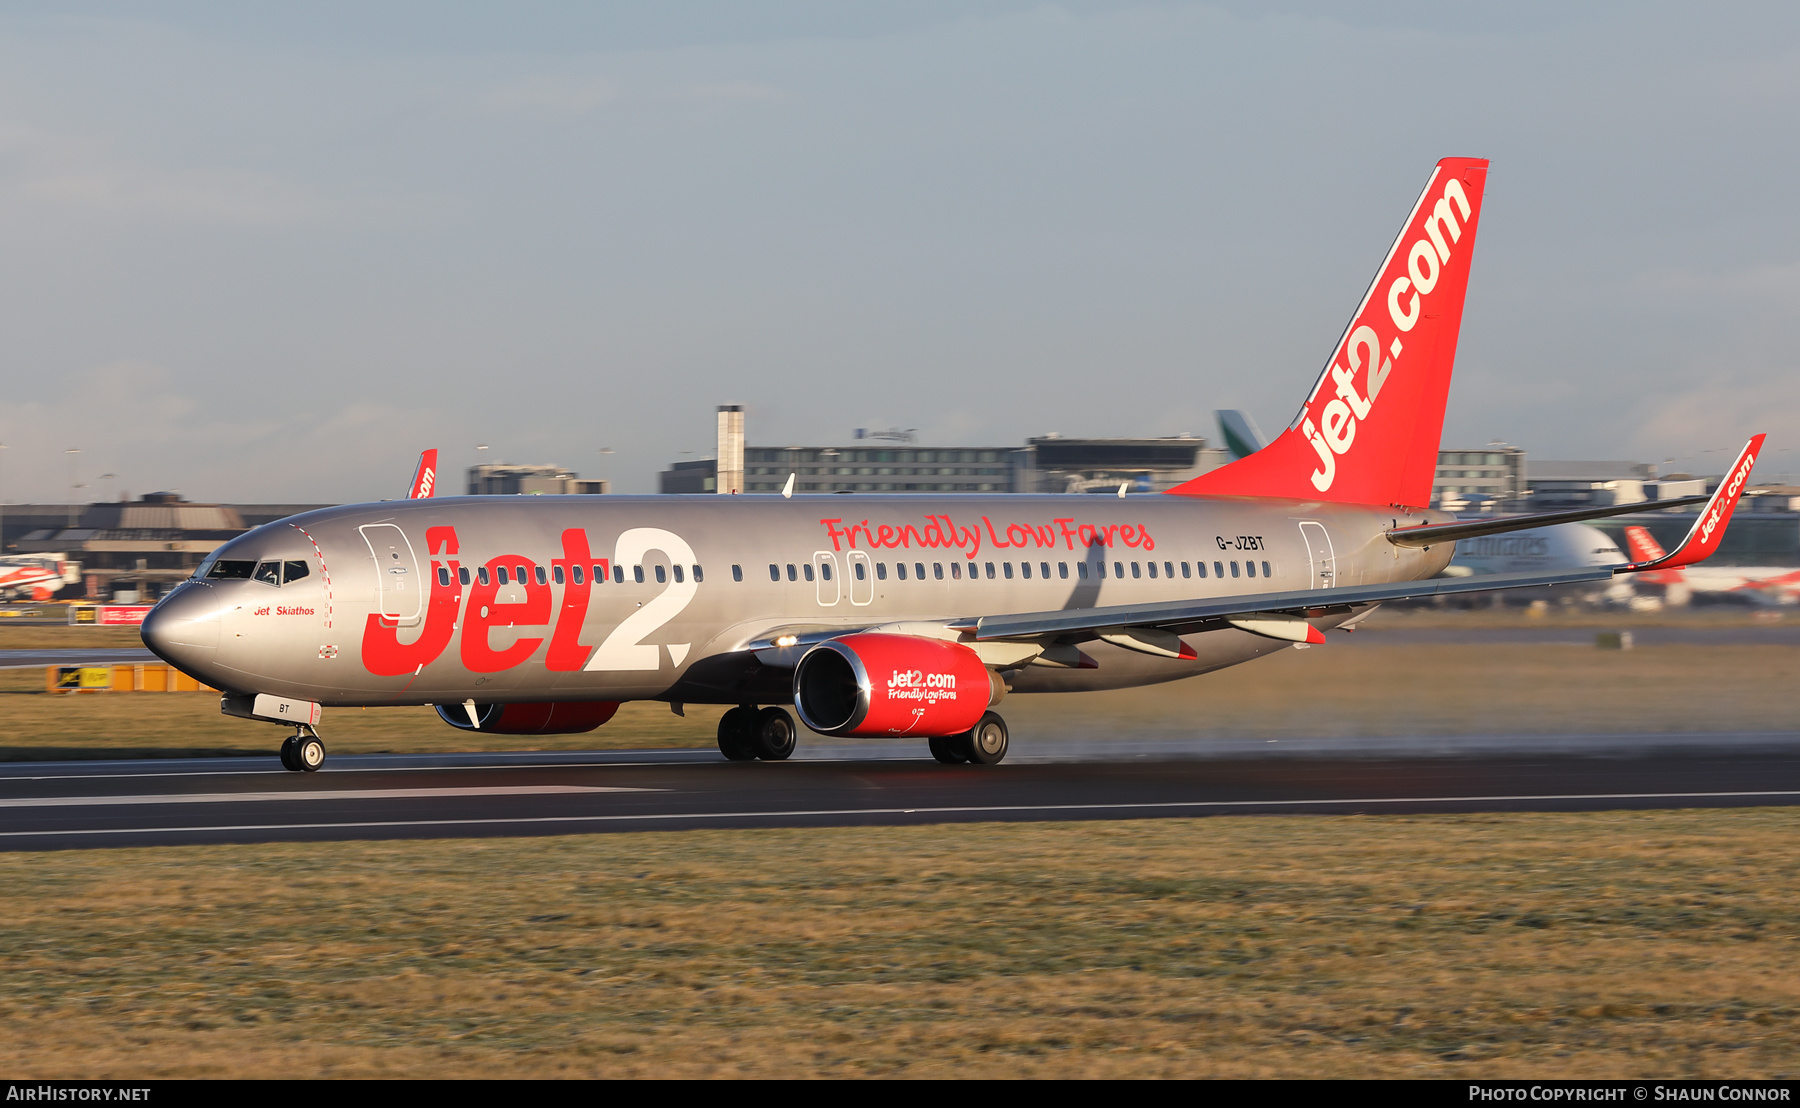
xmin=1386 ymin=495 xmax=1709 ymax=548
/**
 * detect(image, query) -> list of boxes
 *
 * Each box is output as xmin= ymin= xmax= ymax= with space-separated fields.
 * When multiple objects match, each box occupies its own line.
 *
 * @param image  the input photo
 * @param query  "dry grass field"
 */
xmin=0 ymin=810 xmax=1795 ymax=1078
xmin=2 ymin=608 xmax=1795 ymax=759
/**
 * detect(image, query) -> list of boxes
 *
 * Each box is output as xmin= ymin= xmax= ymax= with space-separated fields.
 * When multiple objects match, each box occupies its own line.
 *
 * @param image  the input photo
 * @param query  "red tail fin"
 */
xmin=407 ymin=449 xmax=438 ymax=500
xmin=1622 ymin=525 xmax=1668 ymax=563
xmin=1169 ymin=157 xmax=1490 ymax=508
xmin=1623 ymin=525 xmax=1684 ymax=586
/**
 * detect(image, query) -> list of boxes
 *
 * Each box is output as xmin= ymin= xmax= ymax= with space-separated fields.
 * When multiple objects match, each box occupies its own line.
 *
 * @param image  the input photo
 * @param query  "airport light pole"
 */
xmin=64 ymin=448 xmax=80 ymax=530
xmin=0 ymin=443 xmax=7 ymax=554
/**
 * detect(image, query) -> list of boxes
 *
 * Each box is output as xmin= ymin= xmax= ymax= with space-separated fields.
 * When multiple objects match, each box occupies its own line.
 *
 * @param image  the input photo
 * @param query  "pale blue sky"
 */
xmin=2 ymin=2 xmax=1797 ymax=500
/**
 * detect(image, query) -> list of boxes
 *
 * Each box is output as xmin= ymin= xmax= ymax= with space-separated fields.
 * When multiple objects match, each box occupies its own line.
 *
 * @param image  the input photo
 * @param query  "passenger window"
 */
xmin=613 ymin=565 xmax=625 ymax=584
xmin=283 ymin=560 xmax=310 ymax=584
xmin=1231 ymin=561 xmax=1240 ymax=578
xmin=1214 ymin=561 xmax=1224 ymax=578
xmin=459 ymin=566 xmax=472 ymax=586
xmin=1115 ymin=561 xmax=1125 ymax=578
xmin=933 ymin=563 xmax=944 ymax=580
xmin=1059 ymin=562 xmax=1069 ymax=579
xmin=950 ymin=562 xmax=961 ymax=580
xmin=1003 ymin=562 xmax=1014 ymax=580
xmin=1181 ymin=561 xmax=1191 ymax=579
xmin=1146 ymin=562 xmax=1157 ymax=579
xmin=733 ymin=564 xmax=744 ymax=582
xmin=653 ymin=565 xmax=664 ymax=584
xmin=1245 ymin=561 xmax=1256 ymax=578
xmin=1196 ymin=562 xmax=1207 ymax=578
xmin=593 ymin=564 xmax=605 ymax=583
xmin=855 ymin=562 xmax=866 ymax=581
xmin=253 ymin=561 xmax=280 ymax=586
xmin=1019 ymin=562 xmax=1031 ymax=579
xmin=478 ymin=566 xmax=491 ymax=586
xmin=876 ymin=563 xmax=888 ymax=580
xmin=672 ymin=565 xmax=684 ymax=583
xmin=803 ymin=563 xmax=814 ymax=582
xmin=553 ymin=566 xmax=565 ymax=585
xmin=769 ymin=564 xmax=780 ymax=582
xmin=1262 ymin=560 xmax=1272 ymax=578
xmin=819 ymin=562 xmax=831 ymax=581
xmin=1165 ymin=561 xmax=1174 ymax=578
xmin=497 ymin=567 xmax=510 ymax=585
xmin=694 ymin=565 xmax=704 ymax=583
xmin=437 ymin=567 xmax=450 ymax=587
xmin=1041 ymin=562 xmax=1050 ymax=579
xmin=896 ymin=562 xmax=907 ymax=581
xmin=985 ymin=562 xmax=996 ymax=580
xmin=916 ymin=563 xmax=926 ymax=580
xmin=635 ymin=565 xmax=646 ymax=584
xmin=1094 ymin=561 xmax=1105 ymax=579
xmin=572 ymin=565 xmax=583 ymax=585
xmin=516 ymin=565 xmax=528 ymax=584
xmin=1132 ymin=562 xmax=1142 ymax=579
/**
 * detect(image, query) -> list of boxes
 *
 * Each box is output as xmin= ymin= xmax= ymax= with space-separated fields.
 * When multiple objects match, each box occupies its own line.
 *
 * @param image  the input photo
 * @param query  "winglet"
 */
xmin=1622 ymin=435 xmax=1765 ymax=573
xmin=407 ymin=450 xmax=438 ymax=499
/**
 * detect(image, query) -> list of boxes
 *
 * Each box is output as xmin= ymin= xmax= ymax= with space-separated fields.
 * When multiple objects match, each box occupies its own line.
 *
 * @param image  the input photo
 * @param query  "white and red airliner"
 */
xmin=1624 ymin=526 xmax=1800 ymax=606
xmin=142 ymin=158 xmax=1765 ymax=771
xmin=0 ymin=554 xmax=78 ymax=601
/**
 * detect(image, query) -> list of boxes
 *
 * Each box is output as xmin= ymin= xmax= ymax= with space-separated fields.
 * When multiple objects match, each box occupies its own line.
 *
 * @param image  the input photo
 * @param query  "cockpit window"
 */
xmin=283 ymin=560 xmax=310 ymax=584
xmin=253 ymin=561 xmax=280 ymax=586
xmin=206 ymin=560 xmax=257 ymax=580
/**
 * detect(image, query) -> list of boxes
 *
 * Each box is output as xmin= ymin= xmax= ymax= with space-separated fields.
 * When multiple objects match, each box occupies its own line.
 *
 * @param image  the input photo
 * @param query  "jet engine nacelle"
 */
xmin=793 ymin=633 xmax=1001 ymax=738
xmin=434 ymin=700 xmax=620 ymax=735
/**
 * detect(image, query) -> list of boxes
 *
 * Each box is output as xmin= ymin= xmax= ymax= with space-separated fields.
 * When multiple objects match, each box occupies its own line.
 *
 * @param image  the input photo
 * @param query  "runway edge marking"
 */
xmin=5 ymin=788 xmax=1800 ymax=839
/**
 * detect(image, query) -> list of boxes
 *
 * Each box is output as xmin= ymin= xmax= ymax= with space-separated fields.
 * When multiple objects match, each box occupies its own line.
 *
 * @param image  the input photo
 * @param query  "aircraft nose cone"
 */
xmin=142 ymin=582 xmax=222 ymax=679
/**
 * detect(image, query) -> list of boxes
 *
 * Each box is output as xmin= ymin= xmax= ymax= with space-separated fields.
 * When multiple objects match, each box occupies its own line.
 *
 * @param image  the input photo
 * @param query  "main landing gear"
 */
xmin=279 ymin=725 xmax=326 ymax=773
xmin=717 ymin=705 xmax=798 ymax=762
xmin=929 ymin=712 xmax=1010 ymax=766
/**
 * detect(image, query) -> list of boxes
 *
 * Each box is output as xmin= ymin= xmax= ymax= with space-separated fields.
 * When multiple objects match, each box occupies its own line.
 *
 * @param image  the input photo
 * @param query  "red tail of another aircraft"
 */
xmin=1169 ymin=157 xmax=1490 ymax=510
xmin=1623 ymin=525 xmax=1684 ymax=586
xmin=407 ymin=450 xmax=438 ymax=500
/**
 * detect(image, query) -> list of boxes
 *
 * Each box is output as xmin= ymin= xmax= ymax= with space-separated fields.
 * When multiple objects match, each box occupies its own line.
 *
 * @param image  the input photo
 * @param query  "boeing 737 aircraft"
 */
xmin=142 ymin=158 xmax=1765 ymax=771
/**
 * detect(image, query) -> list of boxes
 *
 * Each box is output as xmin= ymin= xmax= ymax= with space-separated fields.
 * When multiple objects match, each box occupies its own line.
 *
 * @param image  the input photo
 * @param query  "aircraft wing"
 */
xmin=978 ymin=435 xmax=1767 ymax=646
xmin=1385 ymin=496 xmax=1708 ymax=548
xmin=970 ymin=566 xmax=1614 ymax=643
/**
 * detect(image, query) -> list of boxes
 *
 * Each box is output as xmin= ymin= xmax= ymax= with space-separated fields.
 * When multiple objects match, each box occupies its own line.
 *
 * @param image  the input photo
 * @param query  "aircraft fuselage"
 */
xmin=144 ymin=493 xmax=1450 ymax=709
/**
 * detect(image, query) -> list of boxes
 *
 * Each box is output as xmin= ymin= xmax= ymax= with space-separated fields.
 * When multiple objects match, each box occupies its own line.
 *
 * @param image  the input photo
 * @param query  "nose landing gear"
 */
xmin=278 ymin=725 xmax=326 ymax=773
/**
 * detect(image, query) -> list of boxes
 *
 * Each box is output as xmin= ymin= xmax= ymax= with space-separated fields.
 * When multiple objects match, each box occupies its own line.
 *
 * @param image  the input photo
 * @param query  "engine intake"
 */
xmin=434 ymin=700 xmax=620 ymax=735
xmin=794 ymin=633 xmax=999 ymax=737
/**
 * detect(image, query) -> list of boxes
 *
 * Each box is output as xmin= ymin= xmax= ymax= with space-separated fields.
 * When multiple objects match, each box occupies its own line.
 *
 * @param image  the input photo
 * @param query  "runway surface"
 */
xmin=0 ymin=647 xmax=159 ymax=669
xmin=4 ymin=732 xmax=1797 ymax=851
